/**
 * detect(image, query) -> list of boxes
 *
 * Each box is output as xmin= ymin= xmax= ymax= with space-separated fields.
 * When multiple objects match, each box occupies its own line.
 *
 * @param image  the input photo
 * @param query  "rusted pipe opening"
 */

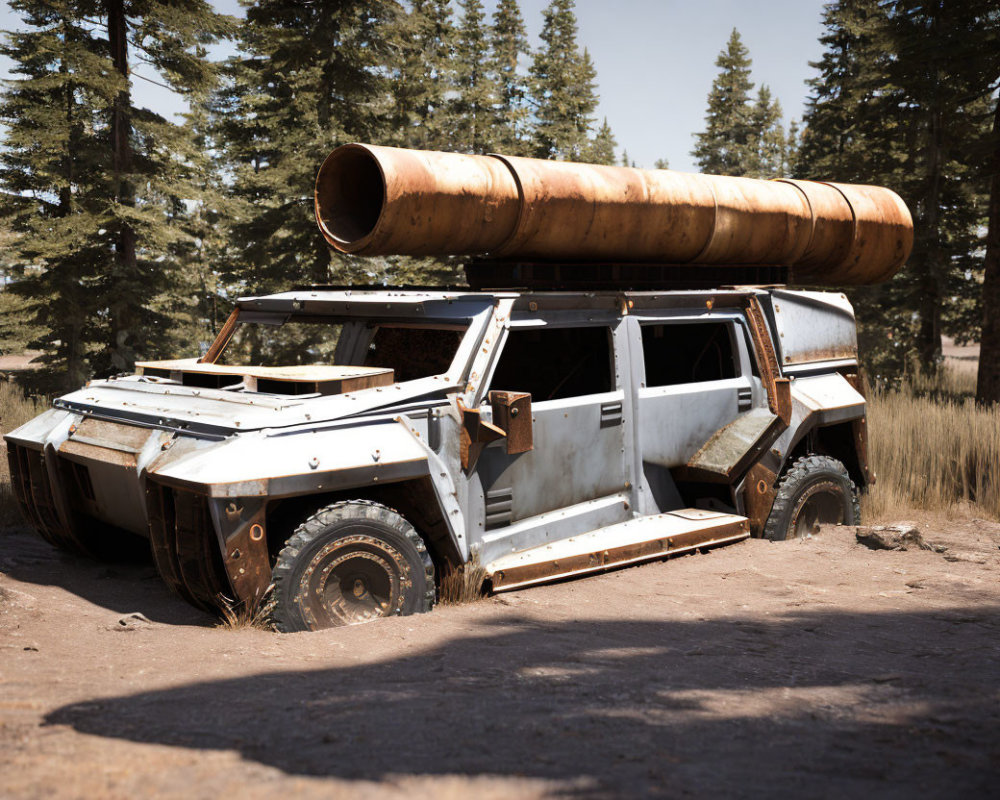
xmin=315 ymin=145 xmax=385 ymax=251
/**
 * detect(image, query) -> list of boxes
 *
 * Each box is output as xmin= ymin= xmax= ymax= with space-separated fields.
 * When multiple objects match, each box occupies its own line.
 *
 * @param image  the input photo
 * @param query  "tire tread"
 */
xmin=763 ymin=455 xmax=860 ymax=542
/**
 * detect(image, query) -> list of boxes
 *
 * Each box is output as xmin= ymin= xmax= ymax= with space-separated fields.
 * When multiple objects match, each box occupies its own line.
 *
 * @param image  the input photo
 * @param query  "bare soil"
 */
xmin=1 ymin=514 xmax=998 ymax=799
xmin=0 ymin=351 xmax=41 ymax=373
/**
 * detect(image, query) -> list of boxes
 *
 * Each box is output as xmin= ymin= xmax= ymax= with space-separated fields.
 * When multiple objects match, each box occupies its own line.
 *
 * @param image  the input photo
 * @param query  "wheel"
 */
xmin=268 ymin=500 xmax=435 ymax=632
xmin=763 ymin=455 xmax=860 ymax=541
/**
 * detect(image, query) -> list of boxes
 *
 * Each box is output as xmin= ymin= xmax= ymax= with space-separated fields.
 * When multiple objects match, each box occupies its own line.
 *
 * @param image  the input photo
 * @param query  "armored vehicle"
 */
xmin=4 ymin=145 xmax=912 ymax=631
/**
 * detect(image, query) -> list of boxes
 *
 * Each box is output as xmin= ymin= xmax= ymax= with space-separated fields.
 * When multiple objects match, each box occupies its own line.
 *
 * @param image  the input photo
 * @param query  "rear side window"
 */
xmin=490 ymin=326 xmax=614 ymax=401
xmin=641 ymin=321 xmax=737 ymax=386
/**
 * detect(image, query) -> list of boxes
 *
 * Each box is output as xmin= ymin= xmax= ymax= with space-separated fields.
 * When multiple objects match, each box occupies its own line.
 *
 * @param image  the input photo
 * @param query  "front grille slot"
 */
xmin=6 ymin=443 xmax=77 ymax=550
xmin=69 ymin=460 xmax=96 ymax=501
xmin=146 ymin=482 xmax=230 ymax=610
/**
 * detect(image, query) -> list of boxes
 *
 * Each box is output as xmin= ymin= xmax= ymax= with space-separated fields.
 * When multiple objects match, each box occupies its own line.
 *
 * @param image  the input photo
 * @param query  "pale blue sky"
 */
xmin=1 ymin=0 xmax=828 ymax=173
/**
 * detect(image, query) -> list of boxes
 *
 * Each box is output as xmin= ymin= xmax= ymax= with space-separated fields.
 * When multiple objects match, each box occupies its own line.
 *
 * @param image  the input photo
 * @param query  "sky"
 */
xmin=0 ymin=0 xmax=829 ymax=174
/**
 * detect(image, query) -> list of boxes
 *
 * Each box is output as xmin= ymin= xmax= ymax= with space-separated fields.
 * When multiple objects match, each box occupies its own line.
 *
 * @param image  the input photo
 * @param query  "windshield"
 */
xmin=213 ymin=314 xmax=467 ymax=382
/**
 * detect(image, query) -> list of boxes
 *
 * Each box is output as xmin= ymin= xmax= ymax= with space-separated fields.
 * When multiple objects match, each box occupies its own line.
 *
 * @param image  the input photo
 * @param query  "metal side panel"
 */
xmin=486 ymin=509 xmax=750 ymax=591
xmin=767 ymin=290 xmax=857 ymax=367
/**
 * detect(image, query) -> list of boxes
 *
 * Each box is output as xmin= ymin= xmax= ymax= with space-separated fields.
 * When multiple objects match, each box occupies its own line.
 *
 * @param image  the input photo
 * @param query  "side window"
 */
xmin=490 ymin=326 xmax=614 ymax=401
xmin=641 ymin=321 xmax=738 ymax=386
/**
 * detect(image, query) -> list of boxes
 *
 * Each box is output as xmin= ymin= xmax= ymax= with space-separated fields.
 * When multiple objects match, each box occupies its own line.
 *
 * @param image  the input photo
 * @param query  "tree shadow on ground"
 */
xmin=0 ymin=527 xmax=212 ymax=626
xmin=46 ymin=606 xmax=1000 ymax=798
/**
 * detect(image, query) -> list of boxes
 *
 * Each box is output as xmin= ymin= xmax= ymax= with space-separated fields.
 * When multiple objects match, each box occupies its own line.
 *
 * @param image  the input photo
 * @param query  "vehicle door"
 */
xmin=474 ymin=313 xmax=630 ymax=530
xmin=635 ymin=315 xmax=758 ymax=470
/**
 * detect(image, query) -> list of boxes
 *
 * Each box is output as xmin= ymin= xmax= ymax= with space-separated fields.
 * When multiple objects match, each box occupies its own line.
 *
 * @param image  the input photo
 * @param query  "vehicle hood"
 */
xmin=53 ymin=374 xmax=456 ymax=437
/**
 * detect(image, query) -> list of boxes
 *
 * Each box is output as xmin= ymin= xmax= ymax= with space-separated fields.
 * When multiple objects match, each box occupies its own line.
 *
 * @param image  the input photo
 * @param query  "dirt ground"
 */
xmin=1 ymin=514 xmax=998 ymax=800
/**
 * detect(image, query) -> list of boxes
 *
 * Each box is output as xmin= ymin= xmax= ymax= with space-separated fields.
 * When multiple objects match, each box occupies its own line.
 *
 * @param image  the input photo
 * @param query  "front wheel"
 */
xmin=763 ymin=455 xmax=860 ymax=541
xmin=269 ymin=500 xmax=435 ymax=632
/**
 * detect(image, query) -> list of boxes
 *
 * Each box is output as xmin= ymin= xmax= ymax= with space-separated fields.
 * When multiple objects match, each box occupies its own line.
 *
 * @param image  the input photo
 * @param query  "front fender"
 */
xmin=147 ymin=421 xmax=431 ymax=499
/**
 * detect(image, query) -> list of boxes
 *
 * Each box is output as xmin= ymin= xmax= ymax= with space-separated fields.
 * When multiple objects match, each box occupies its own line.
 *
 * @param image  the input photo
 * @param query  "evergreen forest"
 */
xmin=0 ymin=0 xmax=998 ymax=405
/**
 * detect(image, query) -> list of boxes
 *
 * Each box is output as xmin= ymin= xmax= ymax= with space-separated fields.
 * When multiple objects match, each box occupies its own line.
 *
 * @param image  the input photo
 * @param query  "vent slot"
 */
xmin=485 ymin=487 xmax=513 ymax=530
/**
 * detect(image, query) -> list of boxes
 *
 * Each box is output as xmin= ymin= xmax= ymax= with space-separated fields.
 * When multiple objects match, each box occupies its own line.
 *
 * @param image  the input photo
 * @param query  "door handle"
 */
xmin=600 ymin=401 xmax=623 ymax=428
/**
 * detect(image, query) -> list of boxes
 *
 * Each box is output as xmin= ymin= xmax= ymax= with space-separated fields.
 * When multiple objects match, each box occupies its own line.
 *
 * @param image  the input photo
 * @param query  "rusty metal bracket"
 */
xmin=744 ymin=296 xmax=791 ymax=425
xmin=457 ymin=399 xmax=506 ymax=471
xmin=199 ymin=308 xmax=240 ymax=365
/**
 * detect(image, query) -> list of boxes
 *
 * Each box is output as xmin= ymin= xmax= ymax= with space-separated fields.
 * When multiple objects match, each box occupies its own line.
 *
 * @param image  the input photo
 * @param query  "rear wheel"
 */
xmin=268 ymin=500 xmax=434 ymax=632
xmin=763 ymin=455 xmax=860 ymax=541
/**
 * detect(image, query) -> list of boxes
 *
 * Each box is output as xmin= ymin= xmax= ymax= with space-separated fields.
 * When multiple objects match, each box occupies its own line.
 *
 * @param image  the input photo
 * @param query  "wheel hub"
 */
xmin=296 ymin=533 xmax=414 ymax=627
xmin=791 ymin=480 xmax=846 ymax=538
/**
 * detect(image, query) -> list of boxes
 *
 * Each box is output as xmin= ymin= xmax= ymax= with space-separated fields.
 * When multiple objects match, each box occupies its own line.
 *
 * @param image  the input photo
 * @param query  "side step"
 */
xmin=485 ymin=508 xmax=750 ymax=592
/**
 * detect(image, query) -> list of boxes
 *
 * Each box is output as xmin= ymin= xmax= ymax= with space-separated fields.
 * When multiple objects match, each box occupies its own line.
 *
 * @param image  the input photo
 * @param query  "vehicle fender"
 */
xmin=770 ymin=373 xmax=866 ymax=474
xmin=147 ymin=421 xmax=431 ymax=499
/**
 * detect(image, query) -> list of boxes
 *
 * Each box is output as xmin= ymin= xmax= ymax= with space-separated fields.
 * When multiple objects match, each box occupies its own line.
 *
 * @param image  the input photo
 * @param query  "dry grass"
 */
xmin=438 ymin=555 xmax=488 ymax=605
xmin=215 ymin=593 xmax=273 ymax=631
xmin=863 ymin=367 xmax=1000 ymax=523
xmin=0 ymin=381 xmax=47 ymax=527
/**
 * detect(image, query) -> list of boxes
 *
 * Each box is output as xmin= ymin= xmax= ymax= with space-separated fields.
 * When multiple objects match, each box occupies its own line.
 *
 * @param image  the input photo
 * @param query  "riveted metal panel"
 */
xmin=768 ymin=289 xmax=858 ymax=367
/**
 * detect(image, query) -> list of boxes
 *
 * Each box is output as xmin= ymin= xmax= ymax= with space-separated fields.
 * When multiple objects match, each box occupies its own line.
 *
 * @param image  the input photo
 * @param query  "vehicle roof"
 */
xmin=236 ymin=286 xmax=789 ymax=313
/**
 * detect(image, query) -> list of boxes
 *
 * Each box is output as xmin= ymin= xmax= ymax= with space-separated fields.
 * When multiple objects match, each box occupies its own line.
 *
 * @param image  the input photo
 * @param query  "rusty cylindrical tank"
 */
xmin=315 ymin=143 xmax=913 ymax=285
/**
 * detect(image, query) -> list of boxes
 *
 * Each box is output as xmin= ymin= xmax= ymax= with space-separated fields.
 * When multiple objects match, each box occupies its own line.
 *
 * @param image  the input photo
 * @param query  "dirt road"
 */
xmin=1 ymin=515 xmax=998 ymax=799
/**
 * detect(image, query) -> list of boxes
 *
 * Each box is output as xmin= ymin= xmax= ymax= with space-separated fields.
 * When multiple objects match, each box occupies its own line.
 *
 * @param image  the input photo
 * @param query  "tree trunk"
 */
xmin=107 ymin=0 xmax=138 ymax=373
xmin=915 ymin=86 xmax=945 ymax=373
xmin=976 ymin=97 xmax=1000 ymax=405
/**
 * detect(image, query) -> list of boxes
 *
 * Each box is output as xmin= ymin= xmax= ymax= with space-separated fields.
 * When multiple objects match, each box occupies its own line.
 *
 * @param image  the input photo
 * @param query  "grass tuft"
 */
xmin=438 ymin=555 xmax=488 ymax=605
xmin=215 ymin=592 xmax=274 ymax=631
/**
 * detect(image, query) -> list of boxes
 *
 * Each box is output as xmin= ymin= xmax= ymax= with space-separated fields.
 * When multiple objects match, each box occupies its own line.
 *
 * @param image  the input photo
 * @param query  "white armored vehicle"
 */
xmin=5 ymin=145 xmax=913 ymax=630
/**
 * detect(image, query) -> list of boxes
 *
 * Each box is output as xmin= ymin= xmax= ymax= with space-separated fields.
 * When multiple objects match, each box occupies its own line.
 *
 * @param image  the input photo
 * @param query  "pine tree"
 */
xmin=798 ymin=0 xmax=994 ymax=380
xmin=796 ymin=1 xmax=911 ymax=379
xmin=692 ymin=29 xmax=756 ymax=176
xmin=584 ymin=118 xmax=617 ymax=165
xmin=783 ymin=120 xmax=800 ymax=177
xmin=215 ymin=1 xmax=400 ymax=293
xmin=749 ymin=86 xmax=786 ymax=177
xmin=0 ymin=2 xmax=227 ymax=386
xmin=393 ymin=0 xmax=456 ymax=150
xmin=0 ymin=7 xmax=102 ymax=390
xmin=98 ymin=0 xmax=230 ymax=375
xmin=489 ymin=0 xmax=530 ymax=155
xmin=881 ymin=0 xmax=990 ymax=372
xmin=529 ymin=0 xmax=599 ymax=161
xmin=654 ymin=158 xmax=670 ymax=170
xmin=452 ymin=0 xmax=497 ymax=153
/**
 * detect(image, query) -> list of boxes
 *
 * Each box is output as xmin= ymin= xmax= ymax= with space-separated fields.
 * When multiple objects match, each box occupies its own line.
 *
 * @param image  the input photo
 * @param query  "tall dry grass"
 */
xmin=863 ymin=367 xmax=1000 ymax=522
xmin=0 ymin=381 xmax=47 ymax=527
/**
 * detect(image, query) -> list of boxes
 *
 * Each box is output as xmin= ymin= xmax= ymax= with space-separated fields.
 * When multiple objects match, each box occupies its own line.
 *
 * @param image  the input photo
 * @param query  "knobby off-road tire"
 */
xmin=269 ymin=500 xmax=435 ymax=632
xmin=763 ymin=455 xmax=860 ymax=541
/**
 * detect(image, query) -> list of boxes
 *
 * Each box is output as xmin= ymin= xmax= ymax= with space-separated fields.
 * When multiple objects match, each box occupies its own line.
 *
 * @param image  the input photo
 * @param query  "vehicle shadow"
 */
xmin=0 ymin=526 xmax=213 ymax=626
xmin=45 ymin=606 xmax=1000 ymax=797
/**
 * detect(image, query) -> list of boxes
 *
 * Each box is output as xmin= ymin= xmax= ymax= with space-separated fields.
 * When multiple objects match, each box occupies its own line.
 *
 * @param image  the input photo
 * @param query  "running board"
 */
xmin=486 ymin=508 xmax=750 ymax=591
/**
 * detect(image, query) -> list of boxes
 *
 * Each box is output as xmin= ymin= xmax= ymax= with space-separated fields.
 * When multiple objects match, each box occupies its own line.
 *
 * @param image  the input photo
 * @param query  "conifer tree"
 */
xmin=453 ymin=0 xmax=497 ymax=153
xmin=783 ymin=120 xmax=800 ymax=177
xmin=799 ymin=0 xmax=994 ymax=379
xmin=529 ymin=0 xmax=598 ymax=161
xmin=393 ymin=0 xmax=455 ymax=150
xmin=585 ymin=117 xmax=617 ymax=165
xmin=98 ymin=0 xmax=229 ymax=374
xmin=489 ymin=0 xmax=530 ymax=155
xmin=654 ymin=158 xmax=670 ymax=170
xmin=0 ymin=7 xmax=102 ymax=389
xmin=215 ymin=1 xmax=399 ymax=292
xmin=749 ymin=86 xmax=786 ymax=177
xmin=0 ymin=1 xmax=227 ymax=386
xmin=692 ymin=29 xmax=756 ymax=176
